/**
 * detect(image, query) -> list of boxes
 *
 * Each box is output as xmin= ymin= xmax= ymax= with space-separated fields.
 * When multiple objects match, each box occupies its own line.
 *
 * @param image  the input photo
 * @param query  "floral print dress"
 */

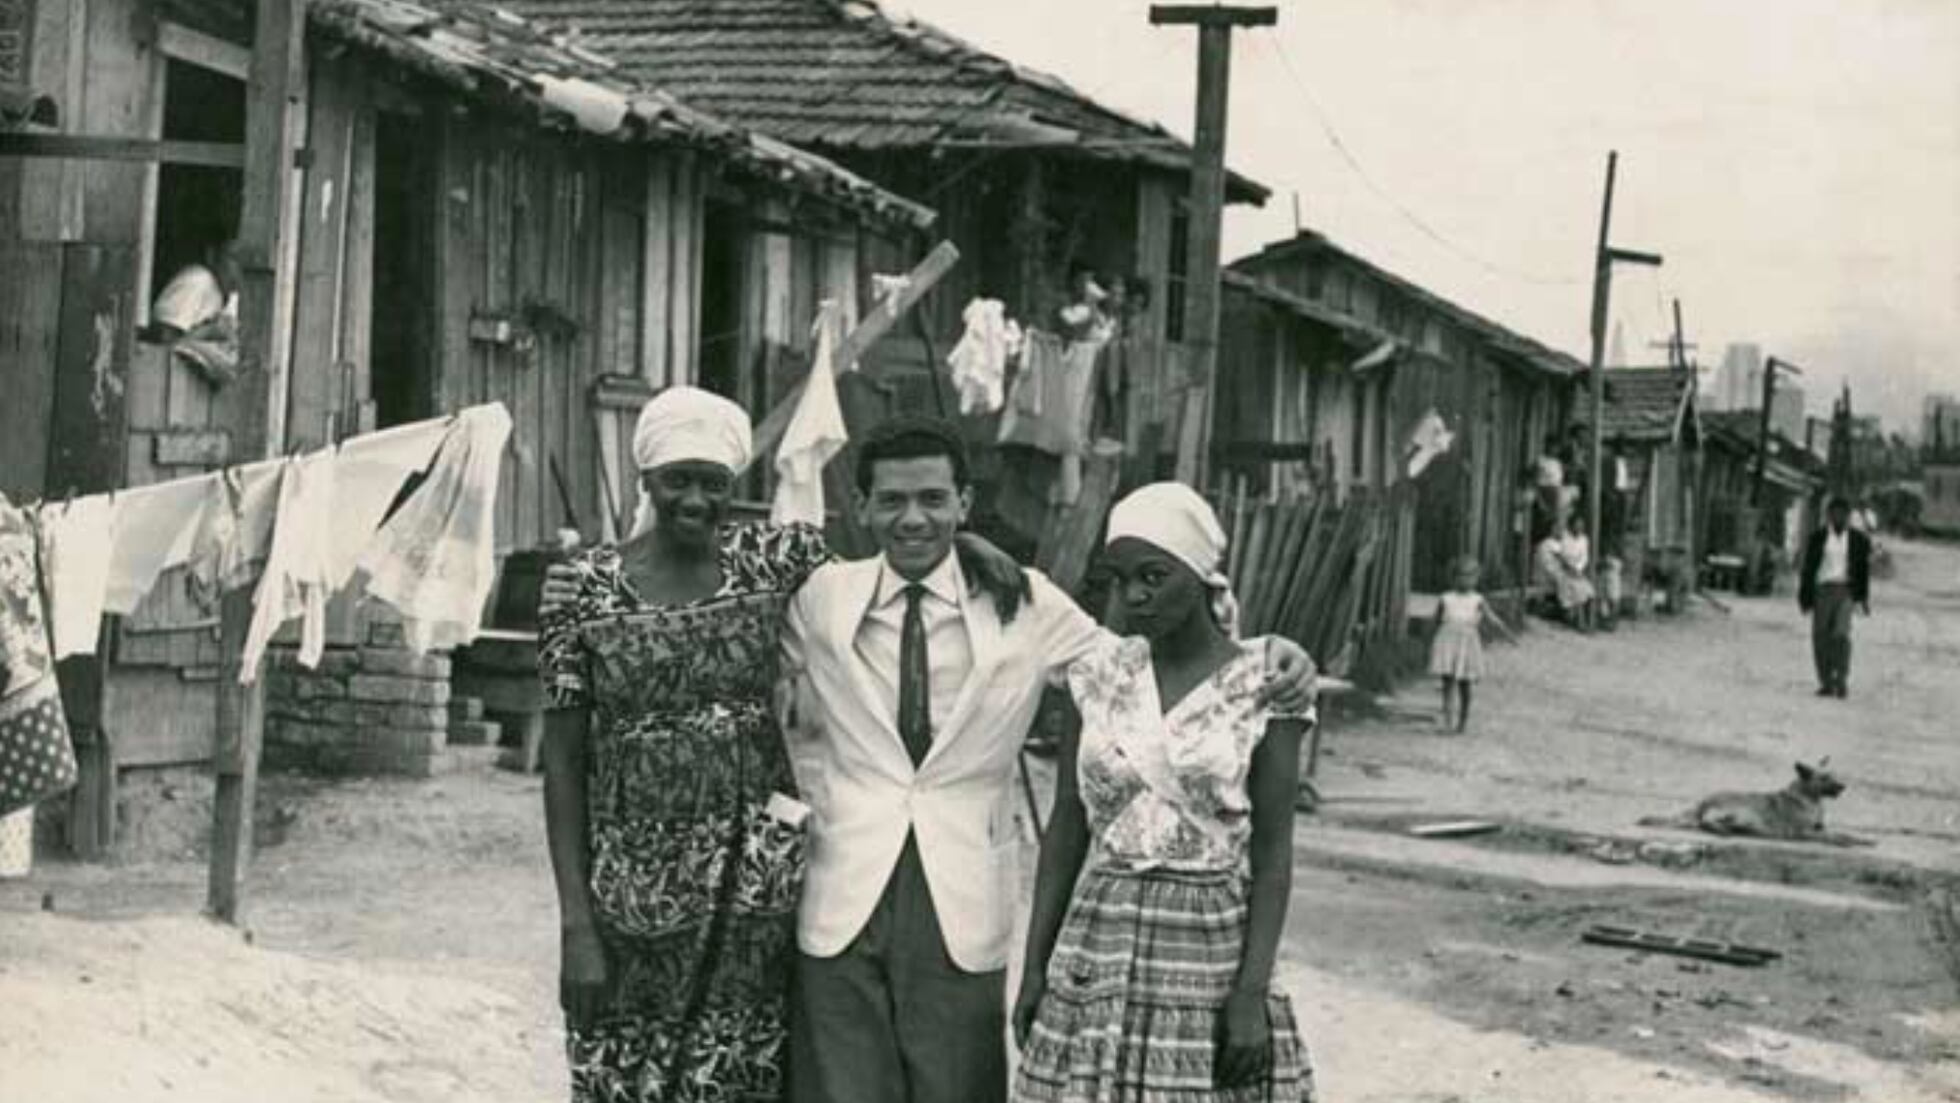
xmin=540 ymin=522 xmax=830 ymax=1103
xmin=1014 ymin=635 xmax=1316 ymax=1103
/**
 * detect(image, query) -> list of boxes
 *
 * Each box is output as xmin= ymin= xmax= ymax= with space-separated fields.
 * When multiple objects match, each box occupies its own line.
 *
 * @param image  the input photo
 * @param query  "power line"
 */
xmin=1258 ymin=35 xmax=1586 ymax=289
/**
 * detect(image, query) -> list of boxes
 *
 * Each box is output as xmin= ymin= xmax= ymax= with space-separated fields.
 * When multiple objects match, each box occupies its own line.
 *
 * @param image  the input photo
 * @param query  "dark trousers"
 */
xmin=790 ymin=835 xmax=1007 ymax=1103
xmin=1812 ymin=582 xmax=1854 ymax=690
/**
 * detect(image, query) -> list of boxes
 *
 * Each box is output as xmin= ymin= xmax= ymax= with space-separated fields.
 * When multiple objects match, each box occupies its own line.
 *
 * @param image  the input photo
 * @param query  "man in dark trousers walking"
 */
xmin=1798 ymin=496 xmax=1873 ymax=698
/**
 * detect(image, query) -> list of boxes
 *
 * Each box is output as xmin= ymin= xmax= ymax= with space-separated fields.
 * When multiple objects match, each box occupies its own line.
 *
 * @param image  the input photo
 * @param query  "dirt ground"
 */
xmin=3 ymin=539 xmax=1958 ymax=1102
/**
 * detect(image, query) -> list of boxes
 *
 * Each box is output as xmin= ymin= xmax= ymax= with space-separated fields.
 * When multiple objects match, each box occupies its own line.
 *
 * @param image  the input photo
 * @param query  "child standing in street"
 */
xmin=1429 ymin=557 xmax=1513 ymax=732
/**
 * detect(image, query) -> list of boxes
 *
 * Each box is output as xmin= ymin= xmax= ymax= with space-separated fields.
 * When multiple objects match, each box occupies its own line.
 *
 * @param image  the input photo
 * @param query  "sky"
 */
xmin=884 ymin=0 xmax=1960 ymax=435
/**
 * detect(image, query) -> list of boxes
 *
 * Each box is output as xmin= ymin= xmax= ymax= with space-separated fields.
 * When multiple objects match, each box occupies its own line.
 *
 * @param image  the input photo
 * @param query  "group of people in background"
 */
xmin=535 ymin=387 xmax=1321 ymax=1103
xmin=1529 ymin=428 xmax=1625 ymax=632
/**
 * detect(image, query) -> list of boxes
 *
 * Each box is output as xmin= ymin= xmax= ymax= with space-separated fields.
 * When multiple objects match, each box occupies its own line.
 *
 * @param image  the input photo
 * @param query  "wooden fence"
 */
xmin=1216 ymin=480 xmax=1420 ymax=690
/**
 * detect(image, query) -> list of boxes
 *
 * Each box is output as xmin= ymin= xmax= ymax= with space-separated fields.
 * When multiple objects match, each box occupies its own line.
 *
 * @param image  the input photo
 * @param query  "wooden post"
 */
xmin=1151 ymin=4 xmax=1275 ymax=487
xmin=1583 ymin=151 xmax=1661 ymax=599
xmin=1584 ymin=153 xmax=1618 ymax=606
xmin=209 ymin=0 xmax=304 ymax=925
xmin=1753 ymin=356 xmax=1803 ymax=506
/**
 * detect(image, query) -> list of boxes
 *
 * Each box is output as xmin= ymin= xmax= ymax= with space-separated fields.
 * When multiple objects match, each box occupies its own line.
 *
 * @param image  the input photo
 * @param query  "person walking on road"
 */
xmin=1798 ymin=496 xmax=1872 ymax=699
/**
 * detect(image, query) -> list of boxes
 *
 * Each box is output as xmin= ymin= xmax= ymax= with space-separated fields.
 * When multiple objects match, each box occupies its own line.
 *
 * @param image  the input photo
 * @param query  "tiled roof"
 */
xmin=160 ymin=0 xmax=935 ymax=228
xmin=1572 ymin=367 xmax=1697 ymax=443
xmin=498 ymin=0 xmax=1270 ymax=203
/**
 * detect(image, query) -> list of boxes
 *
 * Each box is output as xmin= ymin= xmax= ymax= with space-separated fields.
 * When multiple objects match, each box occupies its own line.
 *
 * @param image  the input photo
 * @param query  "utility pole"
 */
xmin=1151 ymin=3 xmax=1276 ymax=486
xmin=1753 ymin=355 xmax=1802 ymax=506
xmin=1647 ymin=299 xmax=1697 ymax=371
xmin=1584 ymin=151 xmax=1663 ymax=592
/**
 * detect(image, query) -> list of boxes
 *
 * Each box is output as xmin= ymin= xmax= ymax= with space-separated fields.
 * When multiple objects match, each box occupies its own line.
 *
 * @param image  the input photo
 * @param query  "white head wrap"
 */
xmin=1105 ymin=482 xmax=1240 ymax=636
xmin=628 ymin=386 xmax=753 ymax=536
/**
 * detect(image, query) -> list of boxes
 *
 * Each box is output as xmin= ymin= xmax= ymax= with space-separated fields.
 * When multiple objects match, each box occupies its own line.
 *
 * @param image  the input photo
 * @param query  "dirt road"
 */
xmin=2 ymin=539 xmax=1957 ymax=1102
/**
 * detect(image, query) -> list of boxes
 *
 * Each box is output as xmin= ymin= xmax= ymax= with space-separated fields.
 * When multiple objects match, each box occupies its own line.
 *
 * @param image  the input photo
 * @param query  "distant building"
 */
xmin=1769 ymin=381 xmax=1806 ymax=441
xmin=1926 ymin=462 xmax=1960 ymax=533
xmin=1924 ymin=393 xmax=1960 ymax=460
xmin=1710 ymin=343 xmax=1764 ymax=411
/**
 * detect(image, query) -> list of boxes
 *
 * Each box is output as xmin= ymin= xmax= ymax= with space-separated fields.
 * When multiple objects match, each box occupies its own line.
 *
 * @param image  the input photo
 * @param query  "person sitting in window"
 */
xmin=150 ymin=231 xmax=242 ymax=386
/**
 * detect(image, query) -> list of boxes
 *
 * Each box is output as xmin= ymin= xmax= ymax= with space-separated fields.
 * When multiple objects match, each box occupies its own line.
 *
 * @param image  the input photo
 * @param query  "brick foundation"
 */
xmin=263 ymin=619 xmax=457 ymax=778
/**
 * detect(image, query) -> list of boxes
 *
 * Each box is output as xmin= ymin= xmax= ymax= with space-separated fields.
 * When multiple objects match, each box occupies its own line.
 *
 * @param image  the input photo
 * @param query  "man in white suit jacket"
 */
xmin=784 ymin=419 xmax=1313 ymax=1103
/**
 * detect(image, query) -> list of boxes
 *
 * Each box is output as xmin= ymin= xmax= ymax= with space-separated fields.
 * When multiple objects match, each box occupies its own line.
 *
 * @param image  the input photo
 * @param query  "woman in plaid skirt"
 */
xmin=1012 ymin=484 xmax=1316 ymax=1103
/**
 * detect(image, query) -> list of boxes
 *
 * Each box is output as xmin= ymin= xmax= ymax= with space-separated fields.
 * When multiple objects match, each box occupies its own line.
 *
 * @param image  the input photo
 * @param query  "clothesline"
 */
xmin=34 ymin=403 xmax=514 ymax=683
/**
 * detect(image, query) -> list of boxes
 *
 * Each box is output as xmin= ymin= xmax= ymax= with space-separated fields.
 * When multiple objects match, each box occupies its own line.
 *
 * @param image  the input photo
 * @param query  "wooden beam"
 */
xmin=158 ymin=21 xmax=253 ymax=80
xmin=1154 ymin=8 xmax=1273 ymax=485
xmin=0 ymin=133 xmax=247 ymax=167
xmin=1149 ymin=5 xmax=1278 ymax=27
xmin=751 ymin=240 xmax=960 ymax=460
xmin=209 ymin=0 xmax=305 ymax=927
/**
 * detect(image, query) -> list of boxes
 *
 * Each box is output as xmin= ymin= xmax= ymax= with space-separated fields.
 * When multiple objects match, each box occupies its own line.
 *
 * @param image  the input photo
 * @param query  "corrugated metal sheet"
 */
xmin=501 ymin=0 xmax=1269 ymax=202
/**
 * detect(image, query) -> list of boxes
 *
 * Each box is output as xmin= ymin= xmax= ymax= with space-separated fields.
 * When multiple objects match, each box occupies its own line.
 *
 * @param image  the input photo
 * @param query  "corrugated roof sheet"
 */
xmin=1572 ymin=367 xmax=1697 ymax=443
xmin=159 ymin=0 xmax=935 ymax=228
xmin=498 ymin=0 xmax=1269 ymax=203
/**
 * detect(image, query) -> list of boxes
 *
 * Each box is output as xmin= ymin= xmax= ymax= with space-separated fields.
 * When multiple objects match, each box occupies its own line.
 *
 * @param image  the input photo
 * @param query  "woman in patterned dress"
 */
xmin=540 ymin=387 xmax=1023 ymax=1103
xmin=1012 ymin=483 xmax=1316 ymax=1103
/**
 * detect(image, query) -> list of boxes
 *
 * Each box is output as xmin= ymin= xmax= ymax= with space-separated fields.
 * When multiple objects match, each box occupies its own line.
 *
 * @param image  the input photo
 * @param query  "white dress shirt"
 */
xmin=853 ymin=554 xmax=973 ymax=736
xmin=1818 ymin=528 xmax=1850 ymax=584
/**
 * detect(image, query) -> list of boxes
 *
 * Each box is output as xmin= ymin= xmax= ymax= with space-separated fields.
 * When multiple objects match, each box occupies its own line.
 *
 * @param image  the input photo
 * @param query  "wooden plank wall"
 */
xmin=434 ymin=118 xmax=738 ymax=552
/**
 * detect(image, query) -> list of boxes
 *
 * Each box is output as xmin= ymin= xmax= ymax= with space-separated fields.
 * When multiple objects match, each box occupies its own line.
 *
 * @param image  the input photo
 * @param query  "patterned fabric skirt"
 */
xmin=1427 ymin=621 xmax=1487 ymax=681
xmin=1014 ymin=867 xmax=1315 ymax=1103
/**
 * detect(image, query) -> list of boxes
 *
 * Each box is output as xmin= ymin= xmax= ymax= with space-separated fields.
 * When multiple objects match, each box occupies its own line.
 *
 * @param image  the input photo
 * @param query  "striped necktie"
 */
xmin=898 ymin=584 xmax=931 ymax=766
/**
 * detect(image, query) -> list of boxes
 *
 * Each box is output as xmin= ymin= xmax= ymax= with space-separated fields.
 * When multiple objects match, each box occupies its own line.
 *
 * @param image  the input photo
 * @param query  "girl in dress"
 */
xmin=1012 ymin=483 xmax=1316 ymax=1103
xmin=1429 ymin=556 xmax=1513 ymax=733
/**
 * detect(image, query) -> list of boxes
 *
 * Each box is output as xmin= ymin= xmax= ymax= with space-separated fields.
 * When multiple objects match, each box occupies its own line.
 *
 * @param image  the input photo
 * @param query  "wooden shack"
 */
xmin=1570 ymin=367 xmax=1704 ymax=603
xmin=0 ymin=0 xmax=932 ymax=852
xmin=493 ymin=0 xmax=1273 ymax=552
xmin=1700 ymin=410 xmax=1824 ymax=588
xmin=1216 ymin=231 xmax=1584 ymax=593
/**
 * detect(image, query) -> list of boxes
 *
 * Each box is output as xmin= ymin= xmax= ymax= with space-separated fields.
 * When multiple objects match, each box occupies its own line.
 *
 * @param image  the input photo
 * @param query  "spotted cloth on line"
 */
xmin=0 ymin=497 xmax=76 ymax=817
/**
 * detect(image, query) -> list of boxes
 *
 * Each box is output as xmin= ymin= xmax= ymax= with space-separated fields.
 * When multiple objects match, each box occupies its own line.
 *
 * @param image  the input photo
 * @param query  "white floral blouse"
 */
xmin=1063 ymin=635 xmax=1308 ymax=876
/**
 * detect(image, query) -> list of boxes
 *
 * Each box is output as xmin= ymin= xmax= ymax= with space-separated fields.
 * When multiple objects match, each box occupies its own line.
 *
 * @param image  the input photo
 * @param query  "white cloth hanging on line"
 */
xmin=101 ymin=475 xmax=216 ymax=615
xmin=51 ymin=406 xmax=501 ymax=667
xmin=355 ymin=404 xmax=514 ymax=654
xmin=241 ymin=450 xmax=338 ymax=679
xmin=36 ymin=495 xmax=116 ymax=659
xmin=771 ymin=301 xmax=850 ymax=527
xmin=1404 ymin=408 xmax=1456 ymax=479
xmin=946 ymin=298 xmax=1022 ymax=416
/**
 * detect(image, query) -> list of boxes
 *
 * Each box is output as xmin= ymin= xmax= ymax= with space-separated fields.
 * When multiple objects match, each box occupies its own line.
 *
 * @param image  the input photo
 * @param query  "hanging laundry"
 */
xmin=181 ymin=414 xmax=453 ymax=614
xmin=772 ymin=301 xmax=851 ymax=527
xmin=998 ymin=329 xmax=1102 ymax=505
xmin=0 ymin=496 xmax=75 ymax=818
xmin=185 ymin=460 xmax=282 ymax=613
xmin=1404 ymin=408 xmax=1456 ymax=479
xmin=324 ymin=416 xmax=451 ymax=588
xmin=946 ymin=298 xmax=1022 ymax=416
xmin=241 ymin=450 xmax=338 ymax=679
xmin=36 ymin=495 xmax=115 ymax=659
xmin=357 ymin=405 xmax=514 ymax=653
xmin=101 ymin=475 xmax=218 ymax=615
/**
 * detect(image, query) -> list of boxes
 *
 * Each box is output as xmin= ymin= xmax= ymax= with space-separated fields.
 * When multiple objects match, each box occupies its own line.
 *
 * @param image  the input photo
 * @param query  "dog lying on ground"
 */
xmin=1639 ymin=759 xmax=1874 ymax=847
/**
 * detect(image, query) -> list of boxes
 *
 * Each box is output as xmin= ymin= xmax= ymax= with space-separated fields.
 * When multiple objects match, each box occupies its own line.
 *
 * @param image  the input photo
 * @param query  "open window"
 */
xmin=136 ymin=31 xmax=249 ymax=396
xmin=145 ymin=58 xmax=245 ymax=330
